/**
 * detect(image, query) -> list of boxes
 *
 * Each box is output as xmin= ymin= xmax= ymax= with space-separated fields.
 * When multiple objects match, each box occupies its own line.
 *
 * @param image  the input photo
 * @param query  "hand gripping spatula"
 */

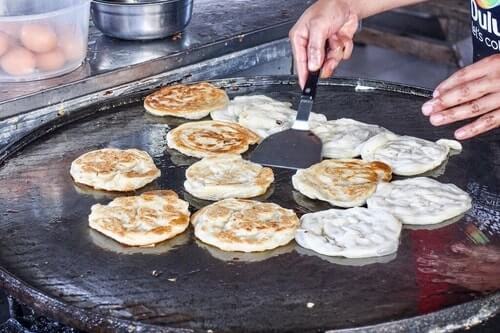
xmin=250 ymin=71 xmax=323 ymax=169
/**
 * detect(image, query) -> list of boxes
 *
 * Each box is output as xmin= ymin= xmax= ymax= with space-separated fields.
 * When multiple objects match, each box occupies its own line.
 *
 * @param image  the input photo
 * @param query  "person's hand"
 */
xmin=289 ymin=0 xmax=360 ymax=88
xmin=417 ymin=243 xmax=500 ymax=292
xmin=422 ymin=54 xmax=500 ymax=140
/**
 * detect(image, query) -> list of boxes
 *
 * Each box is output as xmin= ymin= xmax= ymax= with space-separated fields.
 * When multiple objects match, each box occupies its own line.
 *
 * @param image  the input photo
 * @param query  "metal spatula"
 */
xmin=250 ymin=71 xmax=323 ymax=169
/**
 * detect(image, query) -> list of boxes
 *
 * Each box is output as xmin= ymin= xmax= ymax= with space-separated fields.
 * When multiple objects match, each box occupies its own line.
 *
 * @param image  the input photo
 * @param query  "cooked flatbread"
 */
xmin=360 ymin=132 xmax=462 ymax=176
xmin=184 ymin=154 xmax=274 ymax=200
xmin=292 ymin=159 xmax=392 ymax=208
xmin=167 ymin=120 xmax=260 ymax=158
xmin=311 ymin=118 xmax=391 ymax=159
xmin=144 ymin=82 xmax=229 ymax=119
xmin=367 ymin=177 xmax=472 ymax=225
xmin=191 ymin=199 xmax=299 ymax=252
xmin=89 ymin=190 xmax=190 ymax=246
xmin=211 ymin=95 xmax=327 ymax=138
xmin=70 ymin=148 xmax=160 ymax=192
xmin=296 ymin=207 xmax=402 ymax=258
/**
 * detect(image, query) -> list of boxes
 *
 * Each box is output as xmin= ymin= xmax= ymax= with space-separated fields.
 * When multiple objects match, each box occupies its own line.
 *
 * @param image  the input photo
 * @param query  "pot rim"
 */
xmin=92 ymin=0 xmax=191 ymax=6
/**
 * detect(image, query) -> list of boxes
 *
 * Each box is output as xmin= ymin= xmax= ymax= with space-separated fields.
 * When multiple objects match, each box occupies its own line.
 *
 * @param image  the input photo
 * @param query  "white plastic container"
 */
xmin=0 ymin=0 xmax=90 ymax=82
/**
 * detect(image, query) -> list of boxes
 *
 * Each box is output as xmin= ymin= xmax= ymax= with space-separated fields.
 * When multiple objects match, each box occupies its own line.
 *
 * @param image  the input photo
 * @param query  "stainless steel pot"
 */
xmin=91 ymin=0 xmax=193 ymax=40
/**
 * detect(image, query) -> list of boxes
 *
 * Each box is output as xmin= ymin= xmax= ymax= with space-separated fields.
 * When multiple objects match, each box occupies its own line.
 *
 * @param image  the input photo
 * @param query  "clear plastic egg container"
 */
xmin=0 ymin=0 xmax=90 ymax=82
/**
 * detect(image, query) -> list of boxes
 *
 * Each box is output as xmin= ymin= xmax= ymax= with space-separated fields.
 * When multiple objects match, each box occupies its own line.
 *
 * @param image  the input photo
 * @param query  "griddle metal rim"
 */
xmin=1 ymin=266 xmax=499 ymax=333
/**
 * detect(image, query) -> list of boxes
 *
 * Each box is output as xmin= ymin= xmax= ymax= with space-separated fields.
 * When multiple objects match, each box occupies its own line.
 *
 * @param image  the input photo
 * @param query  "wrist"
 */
xmin=345 ymin=0 xmax=363 ymax=19
xmin=350 ymin=0 xmax=429 ymax=19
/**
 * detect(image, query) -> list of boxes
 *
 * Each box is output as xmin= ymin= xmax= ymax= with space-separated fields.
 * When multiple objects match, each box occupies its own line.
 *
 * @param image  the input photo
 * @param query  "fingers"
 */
xmin=342 ymin=38 xmax=354 ymax=60
xmin=289 ymin=1 xmax=360 ymax=87
xmin=423 ymin=76 xmax=500 ymax=115
xmin=434 ymin=54 xmax=499 ymax=97
xmin=320 ymin=33 xmax=354 ymax=78
xmin=303 ymin=4 xmax=354 ymax=72
xmin=420 ymin=55 xmax=500 ymax=139
xmin=320 ymin=37 xmax=344 ymax=78
xmin=338 ymin=13 xmax=359 ymax=60
xmin=334 ymin=34 xmax=353 ymax=61
xmin=306 ymin=18 xmax=331 ymax=71
xmin=428 ymin=92 xmax=500 ymax=126
xmin=289 ymin=24 xmax=310 ymax=89
xmin=320 ymin=56 xmax=337 ymax=78
xmin=454 ymin=109 xmax=500 ymax=140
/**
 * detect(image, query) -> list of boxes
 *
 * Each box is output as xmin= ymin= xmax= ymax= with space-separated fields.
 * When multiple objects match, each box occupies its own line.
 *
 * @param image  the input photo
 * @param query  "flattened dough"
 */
xmin=144 ymin=82 xmax=229 ymax=119
xmin=211 ymin=95 xmax=327 ymax=138
xmin=185 ymin=154 xmax=274 ymax=200
xmin=70 ymin=148 xmax=160 ymax=192
xmin=89 ymin=190 xmax=190 ymax=246
xmin=367 ymin=177 xmax=472 ymax=225
xmin=296 ymin=207 xmax=402 ymax=258
xmin=167 ymin=120 xmax=260 ymax=158
xmin=311 ymin=118 xmax=391 ymax=159
xmin=191 ymin=199 xmax=299 ymax=252
xmin=361 ymin=132 xmax=462 ymax=176
xmin=292 ymin=159 xmax=392 ymax=207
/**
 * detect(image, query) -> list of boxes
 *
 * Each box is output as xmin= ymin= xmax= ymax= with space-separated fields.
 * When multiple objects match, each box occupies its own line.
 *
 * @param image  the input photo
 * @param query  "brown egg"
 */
xmin=0 ymin=32 xmax=9 ymax=57
xmin=36 ymin=48 xmax=66 ymax=71
xmin=20 ymin=23 xmax=57 ymax=53
xmin=58 ymin=31 xmax=86 ymax=61
xmin=0 ymin=47 xmax=36 ymax=76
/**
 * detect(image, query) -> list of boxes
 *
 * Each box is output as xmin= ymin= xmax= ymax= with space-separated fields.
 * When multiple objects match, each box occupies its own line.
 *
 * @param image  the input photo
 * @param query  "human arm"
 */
xmin=289 ymin=0 xmax=429 ymax=87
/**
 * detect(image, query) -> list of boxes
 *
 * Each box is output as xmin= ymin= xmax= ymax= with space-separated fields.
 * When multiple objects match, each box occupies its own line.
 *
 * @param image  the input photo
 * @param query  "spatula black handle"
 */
xmin=302 ymin=70 xmax=320 ymax=100
xmin=294 ymin=70 xmax=320 ymax=128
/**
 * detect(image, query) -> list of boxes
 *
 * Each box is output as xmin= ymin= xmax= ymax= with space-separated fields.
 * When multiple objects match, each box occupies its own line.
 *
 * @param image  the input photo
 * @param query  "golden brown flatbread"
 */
xmin=70 ymin=148 xmax=160 ymax=192
xmin=184 ymin=154 xmax=274 ymax=200
xmin=144 ymin=82 xmax=229 ymax=119
xmin=191 ymin=199 xmax=299 ymax=252
xmin=88 ymin=190 xmax=190 ymax=246
xmin=292 ymin=159 xmax=392 ymax=207
xmin=167 ymin=120 xmax=260 ymax=158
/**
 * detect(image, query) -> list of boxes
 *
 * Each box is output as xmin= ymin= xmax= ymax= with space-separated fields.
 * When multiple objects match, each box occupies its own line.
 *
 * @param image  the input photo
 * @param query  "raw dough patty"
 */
xmin=311 ymin=118 xmax=391 ymax=159
xmin=296 ymin=207 xmax=402 ymax=258
xmin=89 ymin=190 xmax=190 ymax=246
xmin=211 ymin=95 xmax=327 ymax=138
xmin=70 ymin=148 xmax=160 ymax=192
xmin=367 ymin=177 xmax=472 ymax=225
xmin=144 ymin=82 xmax=229 ymax=119
xmin=184 ymin=154 xmax=274 ymax=200
xmin=191 ymin=199 xmax=299 ymax=252
xmin=361 ymin=132 xmax=462 ymax=176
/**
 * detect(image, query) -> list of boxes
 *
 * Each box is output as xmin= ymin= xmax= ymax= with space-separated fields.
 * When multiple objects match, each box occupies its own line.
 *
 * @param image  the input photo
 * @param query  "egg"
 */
xmin=36 ymin=48 xmax=66 ymax=71
xmin=0 ymin=47 xmax=36 ymax=76
xmin=0 ymin=32 xmax=9 ymax=57
xmin=20 ymin=23 xmax=57 ymax=53
xmin=58 ymin=31 xmax=86 ymax=62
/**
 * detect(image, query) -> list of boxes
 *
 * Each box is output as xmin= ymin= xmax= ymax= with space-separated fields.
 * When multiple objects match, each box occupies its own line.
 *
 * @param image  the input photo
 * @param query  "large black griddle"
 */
xmin=0 ymin=77 xmax=498 ymax=333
